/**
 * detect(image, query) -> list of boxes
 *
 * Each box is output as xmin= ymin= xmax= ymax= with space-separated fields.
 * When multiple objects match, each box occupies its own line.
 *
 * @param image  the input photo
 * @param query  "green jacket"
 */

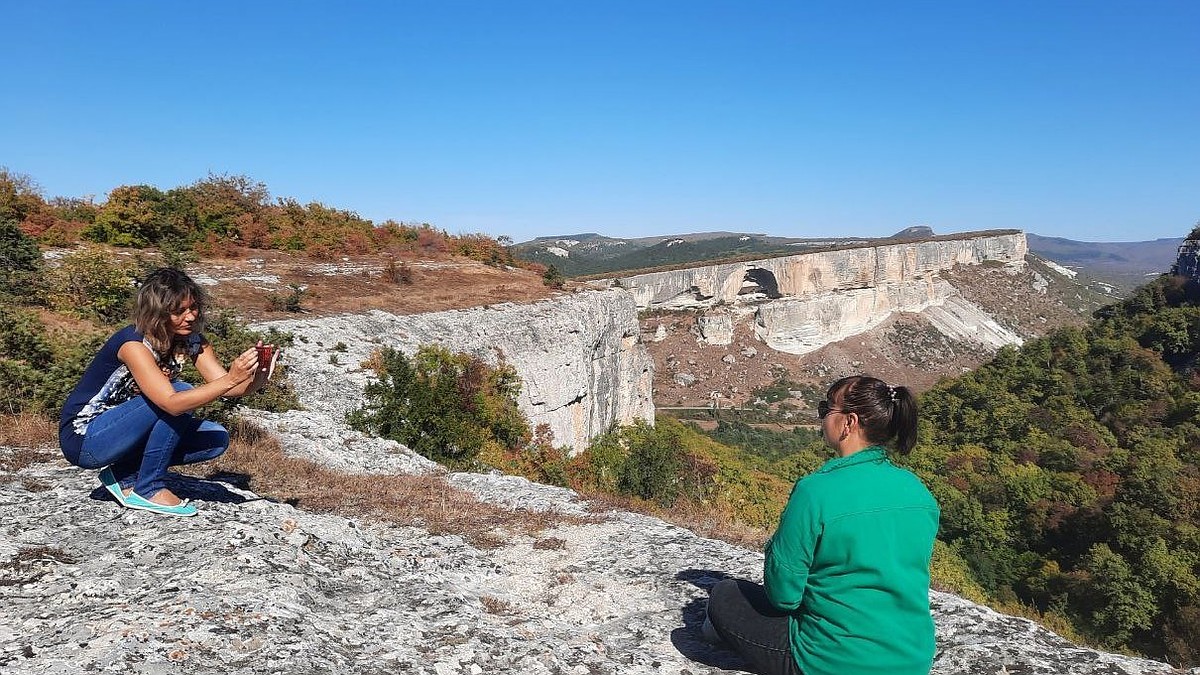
xmin=764 ymin=446 xmax=940 ymax=675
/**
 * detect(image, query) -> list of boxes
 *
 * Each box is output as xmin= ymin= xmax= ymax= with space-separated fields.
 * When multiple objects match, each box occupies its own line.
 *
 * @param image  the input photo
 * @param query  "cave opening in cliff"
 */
xmin=740 ymin=268 xmax=782 ymax=299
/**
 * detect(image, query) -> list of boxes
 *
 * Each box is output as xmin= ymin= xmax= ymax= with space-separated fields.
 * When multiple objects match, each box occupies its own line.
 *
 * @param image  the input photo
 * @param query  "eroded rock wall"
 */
xmin=1173 ymin=234 xmax=1200 ymax=281
xmin=256 ymin=289 xmax=653 ymax=453
xmin=754 ymin=279 xmax=1023 ymax=355
xmin=616 ymin=231 xmax=1028 ymax=355
xmin=615 ymin=232 xmax=1027 ymax=309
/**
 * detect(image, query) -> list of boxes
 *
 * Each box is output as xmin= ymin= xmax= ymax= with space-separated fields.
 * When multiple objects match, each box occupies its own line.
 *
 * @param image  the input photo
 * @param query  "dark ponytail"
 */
xmin=827 ymin=376 xmax=919 ymax=455
xmin=888 ymin=385 xmax=918 ymax=455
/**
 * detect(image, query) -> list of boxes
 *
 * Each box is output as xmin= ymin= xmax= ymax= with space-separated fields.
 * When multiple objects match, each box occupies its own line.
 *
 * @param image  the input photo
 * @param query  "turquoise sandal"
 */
xmin=124 ymin=491 xmax=198 ymax=517
xmin=98 ymin=467 xmax=128 ymax=506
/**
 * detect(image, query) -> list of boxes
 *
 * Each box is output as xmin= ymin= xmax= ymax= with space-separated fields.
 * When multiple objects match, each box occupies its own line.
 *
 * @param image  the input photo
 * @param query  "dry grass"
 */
xmin=0 ymin=447 xmax=58 ymax=474
xmin=581 ymin=489 xmax=771 ymax=551
xmin=0 ymin=413 xmax=57 ymax=450
xmin=532 ymin=536 xmax=566 ymax=550
xmin=0 ymin=546 xmax=77 ymax=586
xmin=480 ymin=595 xmax=515 ymax=615
xmin=202 ymin=251 xmax=557 ymax=321
xmin=184 ymin=419 xmax=592 ymax=549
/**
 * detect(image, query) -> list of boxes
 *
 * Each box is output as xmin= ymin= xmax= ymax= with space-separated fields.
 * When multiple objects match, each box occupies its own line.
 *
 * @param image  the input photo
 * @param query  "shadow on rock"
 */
xmin=676 ymin=568 xmax=736 ymax=591
xmin=88 ymin=472 xmax=272 ymax=505
xmin=671 ymin=569 xmax=748 ymax=672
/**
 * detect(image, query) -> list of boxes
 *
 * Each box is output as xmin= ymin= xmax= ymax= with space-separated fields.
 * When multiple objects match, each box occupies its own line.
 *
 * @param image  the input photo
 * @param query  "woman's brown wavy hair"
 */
xmin=132 ymin=268 xmax=209 ymax=355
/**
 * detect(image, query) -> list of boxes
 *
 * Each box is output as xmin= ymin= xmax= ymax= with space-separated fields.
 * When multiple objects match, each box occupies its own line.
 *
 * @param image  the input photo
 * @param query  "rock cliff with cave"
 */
xmin=611 ymin=231 xmax=1028 ymax=355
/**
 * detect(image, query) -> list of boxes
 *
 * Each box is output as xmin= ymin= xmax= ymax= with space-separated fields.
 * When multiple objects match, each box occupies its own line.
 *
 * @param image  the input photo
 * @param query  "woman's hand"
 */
xmin=227 ymin=347 xmax=259 ymax=384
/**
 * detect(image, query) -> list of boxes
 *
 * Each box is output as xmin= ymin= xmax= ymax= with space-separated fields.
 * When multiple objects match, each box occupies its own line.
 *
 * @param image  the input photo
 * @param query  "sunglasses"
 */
xmin=817 ymin=400 xmax=848 ymax=419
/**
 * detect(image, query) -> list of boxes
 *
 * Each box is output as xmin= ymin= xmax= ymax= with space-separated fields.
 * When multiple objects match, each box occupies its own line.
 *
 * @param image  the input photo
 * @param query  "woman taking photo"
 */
xmin=59 ymin=267 xmax=269 ymax=517
xmin=705 ymin=375 xmax=940 ymax=675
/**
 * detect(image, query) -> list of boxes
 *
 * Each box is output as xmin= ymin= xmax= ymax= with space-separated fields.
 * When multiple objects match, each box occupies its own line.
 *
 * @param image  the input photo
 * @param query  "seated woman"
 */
xmin=59 ymin=267 xmax=269 ymax=516
xmin=704 ymin=375 xmax=940 ymax=675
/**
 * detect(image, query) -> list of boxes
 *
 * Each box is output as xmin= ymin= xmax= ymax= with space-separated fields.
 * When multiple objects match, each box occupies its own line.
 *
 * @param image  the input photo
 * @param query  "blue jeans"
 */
xmin=75 ymin=381 xmax=229 ymax=498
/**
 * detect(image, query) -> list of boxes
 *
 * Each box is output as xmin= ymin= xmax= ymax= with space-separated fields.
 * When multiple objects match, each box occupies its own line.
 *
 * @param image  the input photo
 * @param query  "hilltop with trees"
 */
xmin=0 ymin=168 xmax=514 ymax=265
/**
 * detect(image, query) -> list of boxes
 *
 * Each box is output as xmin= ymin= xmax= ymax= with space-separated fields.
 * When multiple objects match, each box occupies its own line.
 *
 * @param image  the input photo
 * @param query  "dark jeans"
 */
xmin=707 ymin=579 xmax=802 ymax=675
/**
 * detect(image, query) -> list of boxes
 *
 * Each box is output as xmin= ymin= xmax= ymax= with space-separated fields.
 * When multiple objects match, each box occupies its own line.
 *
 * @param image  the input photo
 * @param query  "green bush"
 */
xmin=348 ymin=345 xmax=529 ymax=469
xmin=0 ymin=217 xmax=44 ymax=303
xmin=266 ymin=284 xmax=307 ymax=312
xmin=580 ymin=420 xmax=685 ymax=507
xmin=46 ymin=247 xmax=139 ymax=323
xmin=542 ymin=264 xmax=565 ymax=288
xmin=0 ymin=306 xmax=104 ymax=414
xmin=618 ymin=421 xmax=685 ymax=505
xmin=83 ymin=184 xmax=171 ymax=248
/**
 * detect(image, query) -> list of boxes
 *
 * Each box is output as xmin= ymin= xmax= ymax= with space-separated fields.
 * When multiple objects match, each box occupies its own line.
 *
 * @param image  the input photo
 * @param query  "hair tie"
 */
xmin=888 ymin=386 xmax=898 ymax=402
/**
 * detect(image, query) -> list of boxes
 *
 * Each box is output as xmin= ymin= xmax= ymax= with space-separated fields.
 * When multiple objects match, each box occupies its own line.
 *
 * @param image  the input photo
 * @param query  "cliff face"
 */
xmin=614 ymin=232 xmax=1028 ymax=355
xmin=1172 ymin=233 xmax=1200 ymax=281
xmin=615 ymin=232 xmax=1027 ymax=309
xmin=256 ymin=288 xmax=654 ymax=452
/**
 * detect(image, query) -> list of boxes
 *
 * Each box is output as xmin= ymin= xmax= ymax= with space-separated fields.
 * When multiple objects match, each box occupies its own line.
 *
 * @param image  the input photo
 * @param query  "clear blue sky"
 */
xmin=3 ymin=1 xmax=1197 ymax=243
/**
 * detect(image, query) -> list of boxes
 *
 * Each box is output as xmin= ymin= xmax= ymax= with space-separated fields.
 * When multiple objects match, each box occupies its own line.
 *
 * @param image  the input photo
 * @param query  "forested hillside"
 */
xmin=904 ymin=273 xmax=1200 ymax=664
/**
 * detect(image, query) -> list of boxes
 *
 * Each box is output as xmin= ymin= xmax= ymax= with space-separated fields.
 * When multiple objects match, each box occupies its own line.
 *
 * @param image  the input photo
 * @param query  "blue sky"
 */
xmin=3 ymin=1 xmax=1197 ymax=242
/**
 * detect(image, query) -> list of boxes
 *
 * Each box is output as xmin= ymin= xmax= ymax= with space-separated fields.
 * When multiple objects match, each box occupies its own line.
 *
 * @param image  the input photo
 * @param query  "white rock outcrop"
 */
xmin=1173 ymin=233 xmax=1200 ymax=281
xmin=612 ymin=231 xmax=1028 ymax=355
xmin=754 ymin=279 xmax=1023 ymax=355
xmin=257 ymin=289 xmax=653 ymax=453
xmin=612 ymin=232 xmax=1027 ymax=310
xmin=696 ymin=312 xmax=734 ymax=346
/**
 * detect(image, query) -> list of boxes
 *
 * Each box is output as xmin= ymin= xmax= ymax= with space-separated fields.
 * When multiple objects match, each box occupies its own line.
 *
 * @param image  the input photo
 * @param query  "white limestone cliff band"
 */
xmin=255 ymin=289 xmax=654 ymax=454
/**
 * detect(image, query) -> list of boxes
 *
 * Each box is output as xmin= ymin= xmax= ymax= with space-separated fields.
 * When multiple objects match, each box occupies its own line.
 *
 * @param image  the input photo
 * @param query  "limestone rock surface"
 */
xmin=256 ymin=289 xmax=653 ymax=452
xmin=2 ymin=443 xmax=1194 ymax=675
xmin=1172 ymin=234 xmax=1200 ymax=281
xmin=612 ymin=232 xmax=1028 ymax=355
xmin=612 ymin=232 xmax=1027 ymax=310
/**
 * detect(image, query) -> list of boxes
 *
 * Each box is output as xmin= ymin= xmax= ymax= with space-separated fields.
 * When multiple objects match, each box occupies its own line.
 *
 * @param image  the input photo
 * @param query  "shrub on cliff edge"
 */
xmin=348 ymin=345 xmax=530 ymax=469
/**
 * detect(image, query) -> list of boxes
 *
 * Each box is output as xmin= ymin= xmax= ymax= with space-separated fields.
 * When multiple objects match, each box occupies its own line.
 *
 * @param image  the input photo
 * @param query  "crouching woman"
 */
xmin=59 ymin=268 xmax=267 ymax=516
xmin=705 ymin=375 xmax=940 ymax=675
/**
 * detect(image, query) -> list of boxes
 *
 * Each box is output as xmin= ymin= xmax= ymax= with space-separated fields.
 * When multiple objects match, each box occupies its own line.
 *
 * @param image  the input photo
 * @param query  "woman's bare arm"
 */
xmin=119 ymin=342 xmax=257 ymax=416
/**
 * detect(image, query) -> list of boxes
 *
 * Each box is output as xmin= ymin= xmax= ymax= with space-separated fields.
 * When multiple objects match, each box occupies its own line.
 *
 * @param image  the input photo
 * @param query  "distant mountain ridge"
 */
xmin=513 ymin=228 xmax=911 ymax=277
xmin=1026 ymin=233 xmax=1185 ymax=295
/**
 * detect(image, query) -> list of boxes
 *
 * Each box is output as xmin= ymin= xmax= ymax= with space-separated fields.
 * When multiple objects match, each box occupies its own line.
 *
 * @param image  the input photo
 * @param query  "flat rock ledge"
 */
xmin=2 ymin=441 xmax=1193 ymax=675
